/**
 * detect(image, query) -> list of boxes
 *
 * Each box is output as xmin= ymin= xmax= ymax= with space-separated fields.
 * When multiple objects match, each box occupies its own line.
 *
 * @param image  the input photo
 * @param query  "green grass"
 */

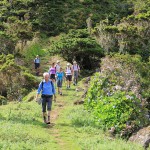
xmin=0 ymin=78 xmax=146 ymax=150
xmin=53 ymin=80 xmax=144 ymax=150
xmin=0 ymin=102 xmax=59 ymax=150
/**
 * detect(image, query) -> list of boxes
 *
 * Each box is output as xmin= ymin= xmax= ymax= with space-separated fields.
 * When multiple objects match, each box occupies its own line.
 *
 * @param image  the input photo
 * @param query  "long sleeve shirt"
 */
xmin=37 ymin=80 xmax=55 ymax=95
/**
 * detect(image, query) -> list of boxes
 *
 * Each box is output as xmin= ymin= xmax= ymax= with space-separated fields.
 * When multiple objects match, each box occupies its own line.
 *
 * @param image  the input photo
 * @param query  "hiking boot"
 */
xmin=47 ymin=116 xmax=50 ymax=124
xmin=43 ymin=116 xmax=47 ymax=124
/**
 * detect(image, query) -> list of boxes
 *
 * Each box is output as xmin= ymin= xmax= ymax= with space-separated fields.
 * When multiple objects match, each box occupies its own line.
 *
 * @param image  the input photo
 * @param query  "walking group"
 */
xmin=35 ymin=56 xmax=80 ymax=124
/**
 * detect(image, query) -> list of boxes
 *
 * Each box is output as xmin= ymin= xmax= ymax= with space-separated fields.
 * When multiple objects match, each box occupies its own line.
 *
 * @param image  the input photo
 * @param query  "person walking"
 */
xmin=72 ymin=61 xmax=80 ymax=85
xmin=56 ymin=67 xmax=64 ymax=95
xmin=36 ymin=72 xmax=56 ymax=124
xmin=34 ymin=55 xmax=40 ymax=76
xmin=55 ymin=60 xmax=61 ymax=72
xmin=66 ymin=63 xmax=73 ymax=89
xmin=48 ymin=63 xmax=56 ymax=82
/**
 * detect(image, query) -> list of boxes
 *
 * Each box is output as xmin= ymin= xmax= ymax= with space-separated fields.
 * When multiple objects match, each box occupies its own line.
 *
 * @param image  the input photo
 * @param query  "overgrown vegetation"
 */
xmin=50 ymin=29 xmax=104 ymax=69
xmin=84 ymin=54 xmax=150 ymax=136
xmin=0 ymin=54 xmax=39 ymax=103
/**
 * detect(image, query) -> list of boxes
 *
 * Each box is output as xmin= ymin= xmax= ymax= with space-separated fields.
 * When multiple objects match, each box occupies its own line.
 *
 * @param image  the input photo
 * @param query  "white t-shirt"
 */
xmin=66 ymin=67 xmax=72 ymax=75
xmin=55 ymin=64 xmax=61 ymax=72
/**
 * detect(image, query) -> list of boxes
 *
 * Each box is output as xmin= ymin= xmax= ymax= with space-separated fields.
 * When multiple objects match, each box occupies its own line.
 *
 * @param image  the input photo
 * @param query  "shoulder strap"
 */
xmin=41 ymin=81 xmax=44 ymax=90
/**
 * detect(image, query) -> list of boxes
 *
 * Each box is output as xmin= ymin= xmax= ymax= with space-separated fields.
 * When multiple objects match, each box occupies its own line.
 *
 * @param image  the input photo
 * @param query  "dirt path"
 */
xmin=47 ymin=98 xmax=68 ymax=149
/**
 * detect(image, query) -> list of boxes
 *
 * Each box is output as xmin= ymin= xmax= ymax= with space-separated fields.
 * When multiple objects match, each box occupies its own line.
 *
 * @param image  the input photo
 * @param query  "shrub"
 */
xmin=84 ymin=54 xmax=150 ymax=135
xmin=0 ymin=96 xmax=7 ymax=105
xmin=50 ymin=29 xmax=104 ymax=70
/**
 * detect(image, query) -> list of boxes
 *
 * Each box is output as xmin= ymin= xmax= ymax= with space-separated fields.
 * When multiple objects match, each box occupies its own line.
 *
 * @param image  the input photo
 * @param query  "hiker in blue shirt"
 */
xmin=36 ymin=72 xmax=56 ymax=124
xmin=56 ymin=67 xmax=64 ymax=95
xmin=34 ymin=55 xmax=40 ymax=76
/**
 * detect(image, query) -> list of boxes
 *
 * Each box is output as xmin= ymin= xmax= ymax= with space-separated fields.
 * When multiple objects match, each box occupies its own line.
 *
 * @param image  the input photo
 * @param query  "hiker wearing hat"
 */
xmin=66 ymin=63 xmax=73 ymax=89
xmin=72 ymin=61 xmax=80 ymax=85
xmin=34 ymin=55 xmax=40 ymax=76
xmin=55 ymin=60 xmax=61 ymax=72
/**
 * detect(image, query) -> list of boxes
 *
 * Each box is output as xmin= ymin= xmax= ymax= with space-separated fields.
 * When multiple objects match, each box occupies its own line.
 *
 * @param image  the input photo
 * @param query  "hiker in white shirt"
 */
xmin=72 ymin=61 xmax=80 ymax=85
xmin=55 ymin=60 xmax=61 ymax=72
xmin=66 ymin=63 xmax=73 ymax=89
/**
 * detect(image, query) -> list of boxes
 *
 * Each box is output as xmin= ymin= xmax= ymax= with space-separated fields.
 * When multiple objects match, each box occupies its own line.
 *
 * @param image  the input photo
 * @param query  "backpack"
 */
xmin=41 ymin=80 xmax=54 ymax=92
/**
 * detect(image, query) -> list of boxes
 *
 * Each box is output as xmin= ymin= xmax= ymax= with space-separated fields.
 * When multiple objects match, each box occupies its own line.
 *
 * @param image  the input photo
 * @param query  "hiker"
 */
xmin=34 ymin=55 xmax=40 ymax=76
xmin=48 ymin=63 xmax=56 ymax=82
xmin=35 ymin=72 xmax=56 ymax=124
xmin=56 ymin=67 xmax=64 ymax=95
xmin=72 ymin=61 xmax=80 ymax=85
xmin=66 ymin=63 xmax=73 ymax=89
xmin=55 ymin=60 xmax=61 ymax=72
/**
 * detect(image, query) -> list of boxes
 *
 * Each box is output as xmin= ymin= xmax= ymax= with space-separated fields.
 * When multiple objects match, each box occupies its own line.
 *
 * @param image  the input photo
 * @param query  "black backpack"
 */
xmin=41 ymin=80 xmax=54 ymax=91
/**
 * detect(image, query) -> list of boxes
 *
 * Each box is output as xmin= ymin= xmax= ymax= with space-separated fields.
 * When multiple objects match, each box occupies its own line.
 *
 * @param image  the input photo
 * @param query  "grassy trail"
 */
xmin=0 ymin=56 xmax=146 ymax=150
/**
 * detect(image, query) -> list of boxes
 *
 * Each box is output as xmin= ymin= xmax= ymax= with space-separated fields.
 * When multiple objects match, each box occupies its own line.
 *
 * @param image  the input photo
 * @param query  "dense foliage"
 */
xmin=0 ymin=54 xmax=39 ymax=102
xmin=50 ymin=29 xmax=104 ymax=69
xmin=93 ymin=1 xmax=150 ymax=60
xmin=84 ymin=54 xmax=150 ymax=135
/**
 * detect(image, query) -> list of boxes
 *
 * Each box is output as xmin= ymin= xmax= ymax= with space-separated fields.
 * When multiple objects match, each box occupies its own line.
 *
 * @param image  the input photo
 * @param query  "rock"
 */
xmin=74 ymin=100 xmax=84 ymax=105
xmin=81 ymin=89 xmax=88 ymax=98
xmin=129 ymin=126 xmax=150 ymax=149
xmin=76 ymin=87 xmax=84 ymax=92
xmin=84 ymin=76 xmax=91 ymax=84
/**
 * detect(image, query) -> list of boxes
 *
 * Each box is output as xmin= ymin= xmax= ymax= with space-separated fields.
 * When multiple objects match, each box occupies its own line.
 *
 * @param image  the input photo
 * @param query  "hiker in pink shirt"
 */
xmin=48 ymin=63 xmax=56 ymax=82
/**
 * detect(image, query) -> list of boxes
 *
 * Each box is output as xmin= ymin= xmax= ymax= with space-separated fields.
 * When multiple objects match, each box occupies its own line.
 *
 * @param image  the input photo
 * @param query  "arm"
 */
xmin=35 ymin=82 xmax=42 ymax=100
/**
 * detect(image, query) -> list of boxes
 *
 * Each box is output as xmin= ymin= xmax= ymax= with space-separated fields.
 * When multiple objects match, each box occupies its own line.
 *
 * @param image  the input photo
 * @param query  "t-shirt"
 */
xmin=66 ymin=67 xmax=72 ymax=75
xmin=34 ymin=58 xmax=40 ymax=63
xmin=72 ymin=64 xmax=80 ymax=71
xmin=49 ymin=67 xmax=56 ymax=75
xmin=56 ymin=72 xmax=64 ymax=80
xmin=55 ymin=64 xmax=61 ymax=72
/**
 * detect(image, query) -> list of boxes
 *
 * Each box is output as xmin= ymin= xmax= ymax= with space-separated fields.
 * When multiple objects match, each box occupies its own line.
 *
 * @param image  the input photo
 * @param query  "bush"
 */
xmin=0 ymin=96 xmax=7 ymax=105
xmin=84 ymin=54 xmax=150 ymax=135
xmin=50 ymin=29 xmax=104 ymax=70
xmin=0 ymin=54 xmax=39 ymax=101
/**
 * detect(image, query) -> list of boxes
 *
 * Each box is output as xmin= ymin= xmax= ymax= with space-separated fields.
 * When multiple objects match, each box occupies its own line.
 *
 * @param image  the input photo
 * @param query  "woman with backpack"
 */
xmin=72 ymin=61 xmax=80 ymax=85
xmin=65 ymin=63 xmax=73 ymax=89
xmin=35 ymin=72 xmax=56 ymax=124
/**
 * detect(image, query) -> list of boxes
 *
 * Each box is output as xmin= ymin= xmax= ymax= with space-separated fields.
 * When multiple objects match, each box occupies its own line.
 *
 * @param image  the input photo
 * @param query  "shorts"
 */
xmin=50 ymin=74 xmax=56 ymax=80
xmin=41 ymin=95 xmax=53 ymax=112
xmin=35 ymin=63 xmax=40 ymax=69
xmin=66 ymin=75 xmax=72 ymax=81
xmin=57 ymin=79 xmax=63 ymax=87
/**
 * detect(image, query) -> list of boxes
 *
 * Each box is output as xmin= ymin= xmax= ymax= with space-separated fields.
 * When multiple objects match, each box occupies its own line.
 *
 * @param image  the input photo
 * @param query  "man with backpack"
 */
xmin=35 ymin=72 xmax=56 ymax=124
xmin=72 ymin=61 xmax=80 ymax=85
xmin=34 ymin=55 xmax=40 ymax=76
